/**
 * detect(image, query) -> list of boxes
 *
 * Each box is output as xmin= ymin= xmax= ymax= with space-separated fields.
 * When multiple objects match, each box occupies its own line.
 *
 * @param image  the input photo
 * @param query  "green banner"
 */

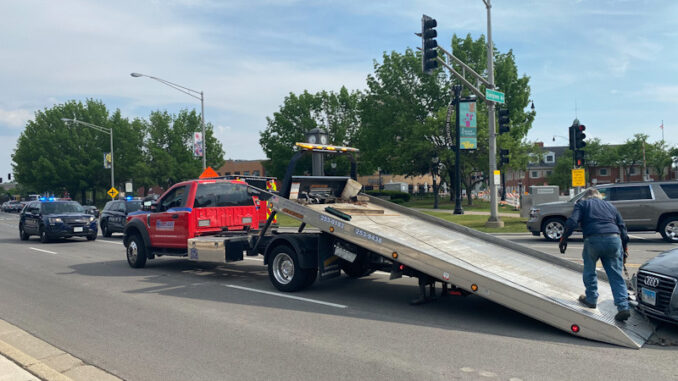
xmin=459 ymin=101 xmax=477 ymax=150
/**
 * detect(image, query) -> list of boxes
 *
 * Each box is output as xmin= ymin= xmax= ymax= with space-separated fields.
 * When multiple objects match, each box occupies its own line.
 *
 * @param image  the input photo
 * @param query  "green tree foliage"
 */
xmin=144 ymin=109 xmax=224 ymax=188
xmin=259 ymin=87 xmax=361 ymax=178
xmin=12 ymin=99 xmax=147 ymax=201
xmin=12 ymin=100 xmax=223 ymax=200
xmin=547 ymin=150 xmax=574 ymax=191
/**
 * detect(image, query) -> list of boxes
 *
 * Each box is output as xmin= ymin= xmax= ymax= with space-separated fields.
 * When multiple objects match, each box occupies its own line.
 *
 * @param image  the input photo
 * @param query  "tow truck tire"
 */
xmin=126 ymin=234 xmax=147 ymax=268
xmin=542 ymin=217 xmax=566 ymax=241
xmin=268 ymin=245 xmax=309 ymax=292
xmin=659 ymin=216 xmax=678 ymax=243
xmin=19 ymin=224 xmax=29 ymax=240
xmin=339 ymin=257 xmax=375 ymax=279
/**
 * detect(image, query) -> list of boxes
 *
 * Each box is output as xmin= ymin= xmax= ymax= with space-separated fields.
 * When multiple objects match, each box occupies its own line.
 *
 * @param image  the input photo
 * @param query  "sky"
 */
xmin=1 ymin=0 xmax=677 ymax=183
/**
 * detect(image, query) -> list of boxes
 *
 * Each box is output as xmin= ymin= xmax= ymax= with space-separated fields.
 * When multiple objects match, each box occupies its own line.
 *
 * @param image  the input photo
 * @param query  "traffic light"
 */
xmin=500 ymin=149 xmax=510 ymax=165
xmin=575 ymin=150 xmax=586 ymax=167
xmin=498 ymin=108 xmax=510 ymax=134
xmin=574 ymin=124 xmax=586 ymax=150
xmin=421 ymin=15 xmax=438 ymax=74
xmin=7 ymin=173 xmax=10 ymax=181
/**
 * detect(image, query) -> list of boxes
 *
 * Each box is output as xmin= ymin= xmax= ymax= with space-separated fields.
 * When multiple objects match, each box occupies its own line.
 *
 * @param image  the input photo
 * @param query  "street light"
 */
xmin=60 ymin=118 xmax=114 ymax=192
xmin=130 ymin=72 xmax=206 ymax=170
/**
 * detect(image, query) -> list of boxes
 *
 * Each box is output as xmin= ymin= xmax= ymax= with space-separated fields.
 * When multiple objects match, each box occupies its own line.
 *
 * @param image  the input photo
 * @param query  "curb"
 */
xmin=0 ymin=319 xmax=122 ymax=381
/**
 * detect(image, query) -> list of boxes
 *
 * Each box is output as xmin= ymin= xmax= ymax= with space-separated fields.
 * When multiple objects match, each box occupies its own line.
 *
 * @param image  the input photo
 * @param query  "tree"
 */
xmin=646 ymin=140 xmax=674 ymax=180
xmin=547 ymin=151 xmax=573 ymax=191
xmin=260 ymin=87 xmax=362 ymax=179
xmin=144 ymin=109 xmax=224 ymax=189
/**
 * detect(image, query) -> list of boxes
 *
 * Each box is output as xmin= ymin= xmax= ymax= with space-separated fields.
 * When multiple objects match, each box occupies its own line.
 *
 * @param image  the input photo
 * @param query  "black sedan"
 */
xmin=634 ymin=248 xmax=678 ymax=324
xmin=19 ymin=200 xmax=98 ymax=243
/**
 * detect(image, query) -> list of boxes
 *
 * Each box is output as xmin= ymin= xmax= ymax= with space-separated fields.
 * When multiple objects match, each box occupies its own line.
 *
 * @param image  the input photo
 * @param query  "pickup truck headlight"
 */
xmin=529 ymin=208 xmax=540 ymax=218
xmin=48 ymin=217 xmax=63 ymax=225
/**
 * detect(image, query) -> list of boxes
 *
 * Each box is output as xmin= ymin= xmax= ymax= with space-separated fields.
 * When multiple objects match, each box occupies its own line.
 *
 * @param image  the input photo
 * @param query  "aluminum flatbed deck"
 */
xmin=270 ymin=193 xmax=656 ymax=348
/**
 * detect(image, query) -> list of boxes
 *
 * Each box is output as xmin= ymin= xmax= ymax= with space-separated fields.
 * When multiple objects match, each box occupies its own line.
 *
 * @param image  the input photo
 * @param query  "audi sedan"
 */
xmin=634 ymin=248 xmax=678 ymax=324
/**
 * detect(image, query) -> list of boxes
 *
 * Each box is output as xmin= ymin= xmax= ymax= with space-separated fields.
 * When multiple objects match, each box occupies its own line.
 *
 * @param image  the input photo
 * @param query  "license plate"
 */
xmin=73 ymin=227 xmax=83 ymax=232
xmin=641 ymin=288 xmax=656 ymax=306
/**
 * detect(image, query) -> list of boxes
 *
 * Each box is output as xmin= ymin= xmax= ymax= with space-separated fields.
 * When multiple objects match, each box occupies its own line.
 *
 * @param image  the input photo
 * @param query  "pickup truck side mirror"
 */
xmin=143 ymin=201 xmax=157 ymax=212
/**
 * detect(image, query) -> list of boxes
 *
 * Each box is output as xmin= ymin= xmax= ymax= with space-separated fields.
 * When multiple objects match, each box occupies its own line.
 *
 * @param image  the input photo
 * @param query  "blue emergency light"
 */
xmin=126 ymin=196 xmax=133 ymax=200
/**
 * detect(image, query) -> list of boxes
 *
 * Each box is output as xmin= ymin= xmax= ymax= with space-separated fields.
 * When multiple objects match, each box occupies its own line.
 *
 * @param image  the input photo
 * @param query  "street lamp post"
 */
xmin=60 ymin=118 xmax=114 ymax=192
xmin=130 ymin=72 xmax=206 ymax=170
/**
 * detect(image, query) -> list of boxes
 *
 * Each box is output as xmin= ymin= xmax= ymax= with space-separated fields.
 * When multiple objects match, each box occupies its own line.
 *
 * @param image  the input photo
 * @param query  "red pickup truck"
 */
xmin=123 ymin=178 xmax=263 ymax=267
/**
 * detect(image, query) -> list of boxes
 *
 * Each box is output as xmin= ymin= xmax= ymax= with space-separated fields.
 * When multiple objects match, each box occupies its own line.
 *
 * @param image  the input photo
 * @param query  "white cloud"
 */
xmin=0 ymin=108 xmax=32 ymax=129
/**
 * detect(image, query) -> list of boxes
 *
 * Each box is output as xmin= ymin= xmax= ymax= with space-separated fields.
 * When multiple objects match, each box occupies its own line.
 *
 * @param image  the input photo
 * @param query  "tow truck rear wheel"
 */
xmin=126 ymin=234 xmax=147 ymax=268
xmin=268 ymin=245 xmax=309 ymax=292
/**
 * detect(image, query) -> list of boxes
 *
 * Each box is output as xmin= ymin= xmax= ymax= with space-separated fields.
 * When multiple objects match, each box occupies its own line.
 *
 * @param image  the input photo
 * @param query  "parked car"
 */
xmin=83 ymin=205 xmax=100 ymax=218
xmin=19 ymin=199 xmax=98 ymax=242
xmin=99 ymin=198 xmax=142 ymax=237
xmin=633 ymin=247 xmax=678 ymax=324
xmin=3 ymin=200 xmax=25 ymax=213
xmin=527 ymin=181 xmax=678 ymax=242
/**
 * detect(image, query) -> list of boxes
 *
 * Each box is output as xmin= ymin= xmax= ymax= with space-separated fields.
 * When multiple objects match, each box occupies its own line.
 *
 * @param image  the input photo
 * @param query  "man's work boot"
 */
xmin=578 ymin=295 xmax=596 ymax=309
xmin=615 ymin=309 xmax=631 ymax=322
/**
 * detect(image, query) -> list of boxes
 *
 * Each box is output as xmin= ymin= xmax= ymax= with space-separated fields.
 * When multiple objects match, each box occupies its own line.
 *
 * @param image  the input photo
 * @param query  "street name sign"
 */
xmin=485 ymin=89 xmax=505 ymax=104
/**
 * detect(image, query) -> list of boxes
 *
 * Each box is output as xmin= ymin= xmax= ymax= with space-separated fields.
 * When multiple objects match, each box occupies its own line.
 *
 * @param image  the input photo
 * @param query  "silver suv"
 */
xmin=526 ymin=181 xmax=678 ymax=242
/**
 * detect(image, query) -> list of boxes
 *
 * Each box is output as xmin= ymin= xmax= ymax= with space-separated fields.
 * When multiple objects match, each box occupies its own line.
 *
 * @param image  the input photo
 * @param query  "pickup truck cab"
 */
xmin=123 ymin=179 xmax=262 ymax=267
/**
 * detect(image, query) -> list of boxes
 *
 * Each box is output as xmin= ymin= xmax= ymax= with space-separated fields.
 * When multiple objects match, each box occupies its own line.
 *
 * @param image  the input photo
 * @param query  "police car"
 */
xmin=19 ymin=198 xmax=98 ymax=243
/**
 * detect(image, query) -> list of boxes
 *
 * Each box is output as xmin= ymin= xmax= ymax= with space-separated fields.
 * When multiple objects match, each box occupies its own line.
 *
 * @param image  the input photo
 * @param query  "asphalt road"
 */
xmin=0 ymin=211 xmax=677 ymax=381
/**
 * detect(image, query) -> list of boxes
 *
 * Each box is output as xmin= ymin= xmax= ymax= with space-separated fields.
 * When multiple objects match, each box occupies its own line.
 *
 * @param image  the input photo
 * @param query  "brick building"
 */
xmin=503 ymin=143 xmax=677 ymax=194
xmin=216 ymin=160 xmax=268 ymax=177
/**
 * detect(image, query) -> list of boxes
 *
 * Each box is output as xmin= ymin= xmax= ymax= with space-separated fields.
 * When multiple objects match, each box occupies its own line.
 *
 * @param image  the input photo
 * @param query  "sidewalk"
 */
xmin=414 ymin=208 xmax=521 ymax=218
xmin=0 ymin=319 xmax=121 ymax=381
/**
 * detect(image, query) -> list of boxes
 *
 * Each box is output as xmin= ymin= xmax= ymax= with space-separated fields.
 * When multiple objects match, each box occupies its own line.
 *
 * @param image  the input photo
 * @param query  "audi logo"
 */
xmin=643 ymin=276 xmax=660 ymax=288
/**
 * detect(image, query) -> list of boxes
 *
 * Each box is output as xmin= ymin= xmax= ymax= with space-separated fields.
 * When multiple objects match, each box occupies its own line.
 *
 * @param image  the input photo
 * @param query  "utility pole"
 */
xmin=483 ymin=0 xmax=502 ymax=227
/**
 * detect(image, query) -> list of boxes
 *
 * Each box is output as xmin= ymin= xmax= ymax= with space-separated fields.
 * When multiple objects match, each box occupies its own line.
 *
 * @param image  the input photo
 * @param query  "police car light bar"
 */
xmin=295 ymin=142 xmax=359 ymax=153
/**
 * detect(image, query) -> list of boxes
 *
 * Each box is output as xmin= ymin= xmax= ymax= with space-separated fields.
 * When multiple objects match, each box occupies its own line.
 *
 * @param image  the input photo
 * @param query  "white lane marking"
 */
xmin=29 ymin=247 xmax=57 ymax=255
xmin=225 ymin=284 xmax=347 ymax=309
xmin=98 ymin=240 xmax=123 ymax=245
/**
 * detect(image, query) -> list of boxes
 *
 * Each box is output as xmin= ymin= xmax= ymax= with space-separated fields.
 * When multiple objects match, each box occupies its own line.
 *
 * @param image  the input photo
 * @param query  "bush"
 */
xmin=365 ymin=190 xmax=411 ymax=203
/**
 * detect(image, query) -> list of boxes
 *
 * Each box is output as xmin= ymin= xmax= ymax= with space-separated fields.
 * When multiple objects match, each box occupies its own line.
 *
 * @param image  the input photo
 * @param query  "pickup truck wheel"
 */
xmin=268 ymin=245 xmax=308 ymax=292
xmin=659 ymin=217 xmax=678 ymax=243
xmin=542 ymin=217 xmax=565 ymax=241
xmin=101 ymin=222 xmax=112 ymax=237
xmin=126 ymin=235 xmax=147 ymax=268
xmin=19 ymin=224 xmax=29 ymax=240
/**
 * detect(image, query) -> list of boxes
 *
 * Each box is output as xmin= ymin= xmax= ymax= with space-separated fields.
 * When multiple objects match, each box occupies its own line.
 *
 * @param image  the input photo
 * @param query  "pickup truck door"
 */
xmin=148 ymin=184 xmax=192 ymax=248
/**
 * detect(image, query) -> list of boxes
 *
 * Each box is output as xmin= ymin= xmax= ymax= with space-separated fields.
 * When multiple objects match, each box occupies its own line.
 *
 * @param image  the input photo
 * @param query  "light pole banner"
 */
xmin=193 ymin=132 xmax=203 ymax=157
xmin=459 ymin=101 xmax=477 ymax=150
xmin=104 ymin=152 xmax=112 ymax=169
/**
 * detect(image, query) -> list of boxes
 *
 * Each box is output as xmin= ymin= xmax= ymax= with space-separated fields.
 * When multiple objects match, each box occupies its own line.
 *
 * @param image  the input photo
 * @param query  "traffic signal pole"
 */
xmin=484 ymin=0 xmax=503 ymax=227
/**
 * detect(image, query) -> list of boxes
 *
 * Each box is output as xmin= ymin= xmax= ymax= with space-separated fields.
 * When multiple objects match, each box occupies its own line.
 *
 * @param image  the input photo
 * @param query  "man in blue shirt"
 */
xmin=560 ymin=187 xmax=631 ymax=321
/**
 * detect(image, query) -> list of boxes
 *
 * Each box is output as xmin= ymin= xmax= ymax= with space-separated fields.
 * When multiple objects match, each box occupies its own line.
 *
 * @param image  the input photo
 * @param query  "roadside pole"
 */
xmin=453 ymin=85 xmax=464 ymax=214
xmin=483 ymin=0 xmax=503 ymax=227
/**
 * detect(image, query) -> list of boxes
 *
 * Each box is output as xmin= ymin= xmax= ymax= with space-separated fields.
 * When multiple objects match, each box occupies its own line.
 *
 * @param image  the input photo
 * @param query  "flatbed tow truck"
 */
xmin=124 ymin=143 xmax=656 ymax=348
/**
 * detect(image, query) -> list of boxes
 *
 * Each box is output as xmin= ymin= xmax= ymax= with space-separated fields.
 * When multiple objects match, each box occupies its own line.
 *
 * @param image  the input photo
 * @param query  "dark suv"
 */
xmin=19 ymin=199 xmax=98 ymax=243
xmin=527 ymin=181 xmax=678 ymax=242
xmin=100 ymin=199 xmax=142 ymax=237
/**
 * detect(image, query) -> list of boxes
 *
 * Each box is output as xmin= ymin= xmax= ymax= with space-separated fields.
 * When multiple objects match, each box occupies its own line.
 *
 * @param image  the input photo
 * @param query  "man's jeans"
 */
xmin=582 ymin=234 xmax=629 ymax=311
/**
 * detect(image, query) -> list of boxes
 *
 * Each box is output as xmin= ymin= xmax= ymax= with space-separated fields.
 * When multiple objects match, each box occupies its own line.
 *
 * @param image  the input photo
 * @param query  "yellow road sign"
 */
xmin=107 ymin=187 xmax=119 ymax=199
xmin=572 ymin=168 xmax=586 ymax=187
